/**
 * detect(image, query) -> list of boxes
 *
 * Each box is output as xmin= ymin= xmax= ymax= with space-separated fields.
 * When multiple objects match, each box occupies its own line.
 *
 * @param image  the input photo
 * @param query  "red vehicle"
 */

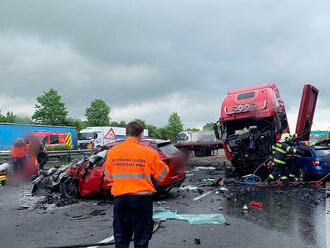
xmin=217 ymin=83 xmax=318 ymax=175
xmin=33 ymin=131 xmax=72 ymax=148
xmin=33 ymin=139 xmax=186 ymax=198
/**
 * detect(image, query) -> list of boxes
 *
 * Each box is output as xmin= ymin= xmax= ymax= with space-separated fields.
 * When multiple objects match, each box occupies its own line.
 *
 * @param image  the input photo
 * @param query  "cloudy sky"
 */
xmin=0 ymin=0 xmax=329 ymax=130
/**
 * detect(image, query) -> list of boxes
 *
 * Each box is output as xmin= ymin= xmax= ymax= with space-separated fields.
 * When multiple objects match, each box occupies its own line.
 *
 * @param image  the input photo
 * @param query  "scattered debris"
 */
xmin=193 ymin=166 xmax=216 ymax=171
xmin=194 ymin=238 xmax=201 ymax=245
xmin=193 ymin=191 xmax=213 ymax=201
xmin=180 ymin=185 xmax=198 ymax=191
xmin=249 ymin=201 xmax=263 ymax=208
xmin=202 ymin=178 xmax=215 ymax=182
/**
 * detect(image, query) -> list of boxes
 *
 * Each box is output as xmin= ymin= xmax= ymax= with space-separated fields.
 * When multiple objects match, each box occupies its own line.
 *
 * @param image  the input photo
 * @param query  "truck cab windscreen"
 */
xmin=224 ymin=117 xmax=274 ymax=137
xmin=78 ymin=133 xmax=95 ymax=140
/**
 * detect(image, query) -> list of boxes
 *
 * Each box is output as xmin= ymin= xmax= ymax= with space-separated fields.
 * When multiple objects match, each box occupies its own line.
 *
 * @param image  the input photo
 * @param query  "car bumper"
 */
xmin=155 ymin=176 xmax=186 ymax=192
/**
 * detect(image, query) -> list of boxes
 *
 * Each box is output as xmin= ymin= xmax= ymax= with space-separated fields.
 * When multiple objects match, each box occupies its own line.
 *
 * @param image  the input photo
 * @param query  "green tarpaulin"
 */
xmin=153 ymin=207 xmax=226 ymax=224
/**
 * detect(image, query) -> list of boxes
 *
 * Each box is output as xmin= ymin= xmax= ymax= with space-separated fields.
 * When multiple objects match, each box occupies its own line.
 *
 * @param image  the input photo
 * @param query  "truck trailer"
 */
xmin=0 ymin=123 xmax=77 ymax=151
xmin=78 ymin=126 xmax=149 ymax=149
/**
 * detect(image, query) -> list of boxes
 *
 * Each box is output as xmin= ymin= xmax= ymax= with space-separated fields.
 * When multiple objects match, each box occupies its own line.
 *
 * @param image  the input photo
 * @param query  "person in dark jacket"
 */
xmin=37 ymin=144 xmax=48 ymax=171
xmin=266 ymin=133 xmax=304 ymax=186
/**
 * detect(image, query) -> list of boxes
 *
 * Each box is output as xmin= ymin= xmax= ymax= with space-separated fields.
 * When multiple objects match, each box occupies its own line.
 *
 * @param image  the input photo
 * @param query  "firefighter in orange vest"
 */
xmin=104 ymin=121 xmax=169 ymax=248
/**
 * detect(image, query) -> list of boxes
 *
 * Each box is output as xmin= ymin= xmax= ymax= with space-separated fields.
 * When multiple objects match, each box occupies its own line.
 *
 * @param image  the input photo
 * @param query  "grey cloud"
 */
xmin=0 ymin=0 xmax=329 ymax=128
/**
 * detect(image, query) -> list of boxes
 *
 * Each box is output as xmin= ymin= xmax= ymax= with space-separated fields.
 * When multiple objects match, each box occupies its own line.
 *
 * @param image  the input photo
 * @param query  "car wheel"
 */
xmin=60 ymin=177 xmax=79 ymax=198
xmin=297 ymin=167 xmax=306 ymax=182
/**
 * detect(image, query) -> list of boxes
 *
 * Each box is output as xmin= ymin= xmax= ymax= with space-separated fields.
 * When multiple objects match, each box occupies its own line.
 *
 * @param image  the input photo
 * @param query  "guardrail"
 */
xmin=0 ymin=149 xmax=93 ymax=163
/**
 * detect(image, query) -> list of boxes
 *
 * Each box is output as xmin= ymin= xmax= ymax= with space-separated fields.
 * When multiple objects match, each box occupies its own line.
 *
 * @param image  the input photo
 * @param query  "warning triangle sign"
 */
xmin=104 ymin=128 xmax=117 ymax=140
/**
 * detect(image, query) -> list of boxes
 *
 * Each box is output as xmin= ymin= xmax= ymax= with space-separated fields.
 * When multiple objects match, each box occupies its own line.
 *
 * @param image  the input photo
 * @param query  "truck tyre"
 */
xmin=60 ymin=177 xmax=79 ymax=198
xmin=194 ymin=150 xmax=204 ymax=157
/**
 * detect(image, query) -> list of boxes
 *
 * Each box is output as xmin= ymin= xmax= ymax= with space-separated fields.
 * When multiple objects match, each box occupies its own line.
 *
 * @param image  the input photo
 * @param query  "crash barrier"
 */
xmin=0 ymin=149 xmax=92 ymax=163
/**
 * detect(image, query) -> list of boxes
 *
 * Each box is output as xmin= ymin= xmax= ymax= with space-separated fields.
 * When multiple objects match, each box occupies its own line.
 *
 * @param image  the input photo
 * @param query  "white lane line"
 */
xmin=327 ymin=182 xmax=329 ymax=248
xmin=87 ymin=235 xmax=114 ymax=248
xmin=193 ymin=191 xmax=213 ymax=201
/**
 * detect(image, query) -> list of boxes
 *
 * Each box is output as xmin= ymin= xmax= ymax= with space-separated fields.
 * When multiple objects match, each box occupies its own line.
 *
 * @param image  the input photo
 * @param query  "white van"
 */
xmin=78 ymin=126 xmax=148 ymax=149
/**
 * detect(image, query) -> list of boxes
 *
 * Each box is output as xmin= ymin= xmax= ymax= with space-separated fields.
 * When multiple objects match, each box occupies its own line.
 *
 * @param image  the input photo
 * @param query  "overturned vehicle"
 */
xmin=32 ymin=139 xmax=187 ymax=198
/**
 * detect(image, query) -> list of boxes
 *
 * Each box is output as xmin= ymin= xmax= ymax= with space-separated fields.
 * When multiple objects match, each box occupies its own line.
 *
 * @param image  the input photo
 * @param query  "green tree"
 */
xmin=14 ymin=116 xmax=31 ymax=124
xmin=111 ymin=121 xmax=127 ymax=127
xmin=0 ymin=110 xmax=16 ymax=123
xmin=203 ymin=122 xmax=215 ymax=131
xmin=146 ymin=124 xmax=161 ymax=138
xmin=85 ymin=99 xmax=110 ymax=126
xmin=64 ymin=118 xmax=88 ymax=132
xmin=185 ymin=127 xmax=199 ymax=131
xmin=133 ymin=119 xmax=146 ymax=128
xmin=167 ymin=112 xmax=183 ymax=142
xmin=158 ymin=127 xmax=170 ymax=140
xmin=32 ymin=88 xmax=68 ymax=125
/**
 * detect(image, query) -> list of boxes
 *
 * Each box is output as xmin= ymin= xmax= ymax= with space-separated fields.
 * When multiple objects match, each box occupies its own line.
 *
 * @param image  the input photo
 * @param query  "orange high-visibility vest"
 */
xmin=11 ymin=144 xmax=28 ymax=159
xmin=104 ymin=137 xmax=169 ymax=197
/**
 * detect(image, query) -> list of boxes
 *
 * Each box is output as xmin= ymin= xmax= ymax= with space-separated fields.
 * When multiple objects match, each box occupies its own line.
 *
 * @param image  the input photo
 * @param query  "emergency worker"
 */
xmin=104 ymin=121 xmax=169 ymax=248
xmin=37 ymin=144 xmax=48 ymax=171
xmin=10 ymin=138 xmax=28 ymax=172
xmin=266 ymin=133 xmax=303 ymax=186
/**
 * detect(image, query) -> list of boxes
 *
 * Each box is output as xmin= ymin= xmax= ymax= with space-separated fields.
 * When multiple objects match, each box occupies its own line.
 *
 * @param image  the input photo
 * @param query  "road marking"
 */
xmin=327 ymin=182 xmax=329 ymax=248
xmin=193 ymin=191 xmax=213 ymax=201
xmin=87 ymin=235 xmax=114 ymax=248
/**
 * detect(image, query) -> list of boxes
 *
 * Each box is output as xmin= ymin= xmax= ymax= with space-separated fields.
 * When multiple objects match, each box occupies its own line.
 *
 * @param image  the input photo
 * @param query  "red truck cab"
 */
xmin=219 ymin=83 xmax=290 ymax=174
xmin=219 ymin=83 xmax=318 ymax=175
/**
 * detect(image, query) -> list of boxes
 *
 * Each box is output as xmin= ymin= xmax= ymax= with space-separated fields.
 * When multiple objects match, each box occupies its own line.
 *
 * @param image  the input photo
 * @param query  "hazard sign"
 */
xmin=104 ymin=128 xmax=117 ymax=140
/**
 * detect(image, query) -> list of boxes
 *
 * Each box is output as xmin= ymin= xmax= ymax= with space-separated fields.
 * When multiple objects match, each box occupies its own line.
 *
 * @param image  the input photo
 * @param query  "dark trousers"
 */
xmin=113 ymin=195 xmax=153 ymax=248
xmin=38 ymin=152 xmax=49 ymax=170
xmin=12 ymin=157 xmax=25 ymax=172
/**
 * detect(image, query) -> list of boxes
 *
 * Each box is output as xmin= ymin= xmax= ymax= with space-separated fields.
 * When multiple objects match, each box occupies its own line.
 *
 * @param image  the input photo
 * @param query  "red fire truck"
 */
xmin=33 ymin=131 xmax=73 ymax=149
xmin=217 ymin=83 xmax=318 ymax=175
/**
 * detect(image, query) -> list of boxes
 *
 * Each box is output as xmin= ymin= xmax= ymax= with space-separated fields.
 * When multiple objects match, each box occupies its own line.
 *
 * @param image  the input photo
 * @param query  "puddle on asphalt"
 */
xmin=222 ymin=185 xmax=326 ymax=247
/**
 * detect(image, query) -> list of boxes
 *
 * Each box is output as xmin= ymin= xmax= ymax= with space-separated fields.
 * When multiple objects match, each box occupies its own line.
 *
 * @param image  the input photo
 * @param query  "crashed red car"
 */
xmin=34 ymin=139 xmax=186 ymax=198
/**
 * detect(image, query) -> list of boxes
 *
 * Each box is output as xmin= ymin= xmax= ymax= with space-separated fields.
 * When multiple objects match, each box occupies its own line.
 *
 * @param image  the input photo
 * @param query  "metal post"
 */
xmin=68 ymin=150 xmax=71 ymax=163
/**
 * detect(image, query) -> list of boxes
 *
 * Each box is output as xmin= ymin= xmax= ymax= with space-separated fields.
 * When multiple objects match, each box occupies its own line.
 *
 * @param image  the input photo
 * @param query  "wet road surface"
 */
xmin=0 ymin=156 xmax=328 ymax=248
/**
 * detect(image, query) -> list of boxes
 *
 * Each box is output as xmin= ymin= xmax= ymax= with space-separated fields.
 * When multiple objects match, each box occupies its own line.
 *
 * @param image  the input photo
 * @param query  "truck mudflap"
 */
xmin=295 ymin=84 xmax=319 ymax=141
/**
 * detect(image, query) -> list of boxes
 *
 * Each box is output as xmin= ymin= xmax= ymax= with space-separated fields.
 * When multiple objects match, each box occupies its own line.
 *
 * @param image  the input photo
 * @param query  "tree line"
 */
xmin=0 ymin=89 xmax=214 ymax=142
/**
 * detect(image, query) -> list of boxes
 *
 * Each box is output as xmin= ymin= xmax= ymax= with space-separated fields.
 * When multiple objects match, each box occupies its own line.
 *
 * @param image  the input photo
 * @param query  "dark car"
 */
xmin=294 ymin=145 xmax=330 ymax=181
xmin=33 ymin=139 xmax=186 ymax=198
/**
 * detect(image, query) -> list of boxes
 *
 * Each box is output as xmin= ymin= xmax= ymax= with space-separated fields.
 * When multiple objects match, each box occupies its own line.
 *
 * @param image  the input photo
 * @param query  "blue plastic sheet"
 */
xmin=153 ymin=207 xmax=226 ymax=224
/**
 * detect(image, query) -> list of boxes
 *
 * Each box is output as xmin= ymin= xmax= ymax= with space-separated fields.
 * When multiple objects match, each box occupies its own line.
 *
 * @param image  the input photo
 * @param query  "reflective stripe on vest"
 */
xmin=156 ymin=167 xmax=168 ymax=181
xmin=275 ymin=147 xmax=286 ymax=154
xmin=269 ymin=174 xmax=274 ymax=180
xmin=109 ymin=173 xmax=152 ymax=182
xmin=280 ymin=176 xmax=288 ymax=180
xmin=289 ymin=173 xmax=295 ymax=177
xmin=131 ymin=191 xmax=153 ymax=195
xmin=274 ymin=158 xmax=286 ymax=164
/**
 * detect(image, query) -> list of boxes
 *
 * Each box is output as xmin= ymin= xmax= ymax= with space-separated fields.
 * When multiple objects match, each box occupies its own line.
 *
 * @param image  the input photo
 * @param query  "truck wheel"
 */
xmin=60 ymin=177 xmax=79 ymax=198
xmin=194 ymin=150 xmax=203 ymax=157
xmin=297 ymin=168 xmax=306 ymax=182
xmin=1 ymin=180 xmax=6 ymax=186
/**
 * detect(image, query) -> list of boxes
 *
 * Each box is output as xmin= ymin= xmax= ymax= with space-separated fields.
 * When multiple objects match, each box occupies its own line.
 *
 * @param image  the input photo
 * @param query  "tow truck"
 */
xmin=218 ymin=83 xmax=318 ymax=175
